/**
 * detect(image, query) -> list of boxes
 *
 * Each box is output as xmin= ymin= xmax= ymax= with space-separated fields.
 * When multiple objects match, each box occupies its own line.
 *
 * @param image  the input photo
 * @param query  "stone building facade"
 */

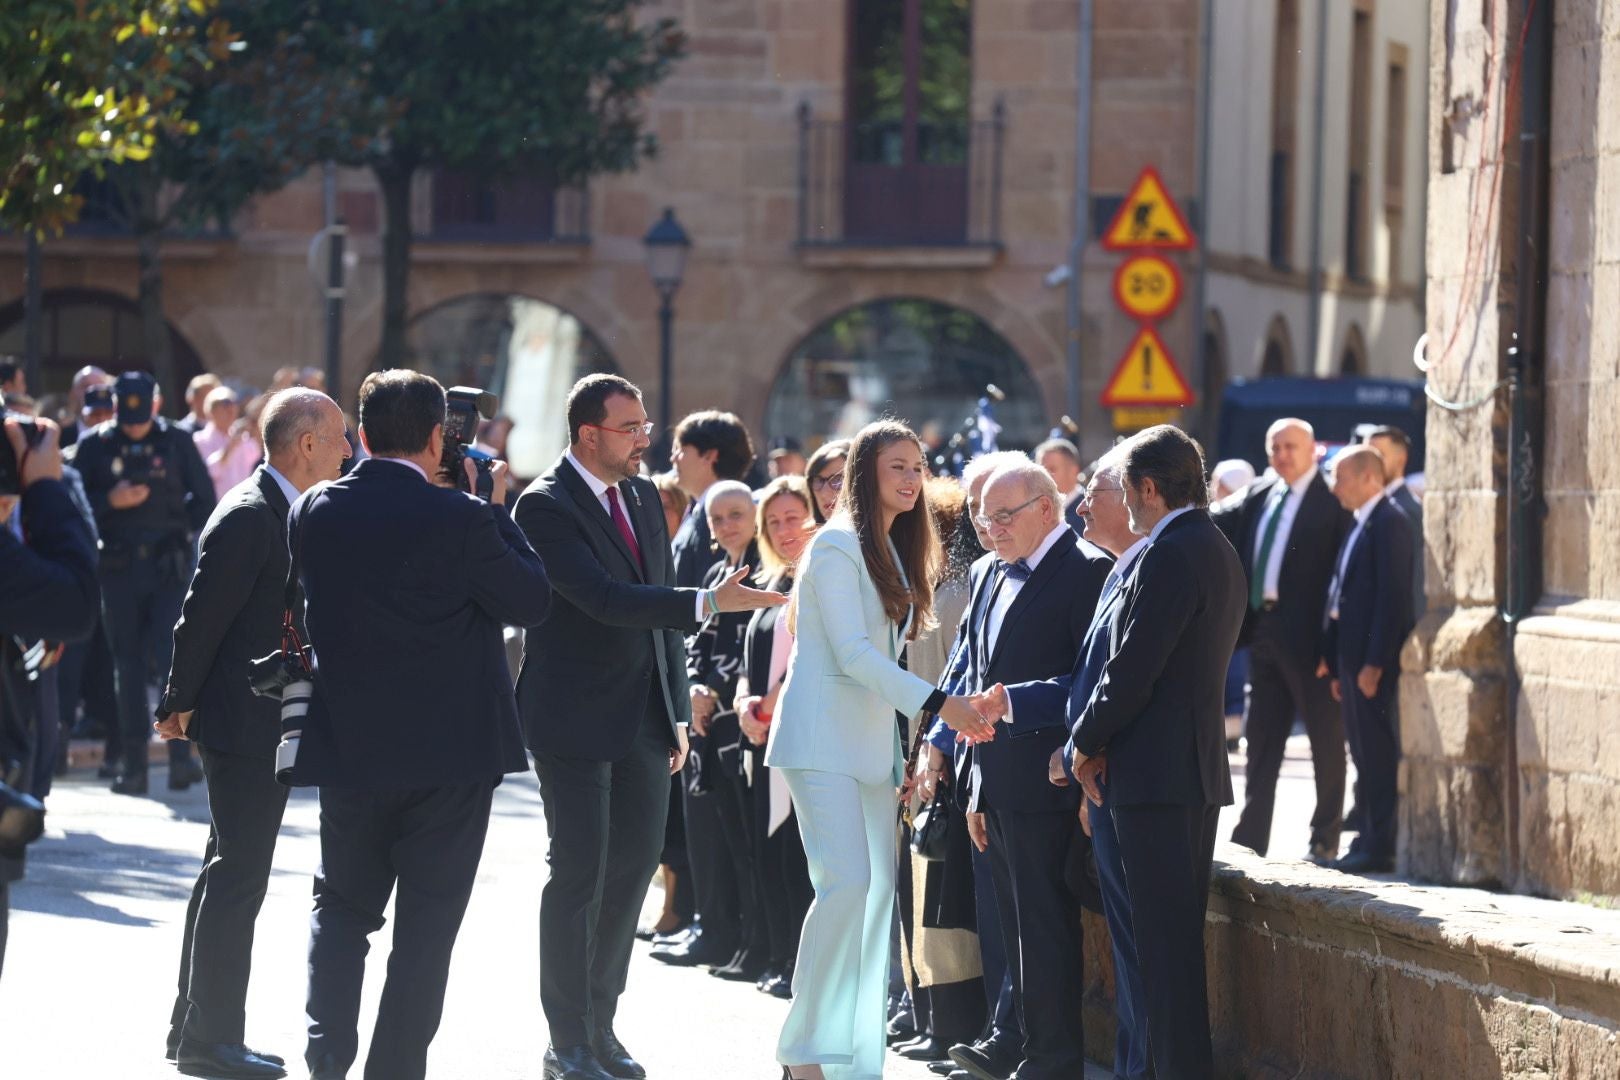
xmin=1409 ymin=0 xmax=1620 ymax=900
xmin=1 ymin=0 xmax=1424 ymax=471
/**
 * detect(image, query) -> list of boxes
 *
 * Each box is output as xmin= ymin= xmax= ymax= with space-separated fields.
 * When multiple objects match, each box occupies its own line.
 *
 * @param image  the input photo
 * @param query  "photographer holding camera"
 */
xmin=74 ymin=371 xmax=216 ymax=794
xmin=290 ymin=370 xmax=551 ymax=1080
xmin=0 ymin=413 xmax=100 ymax=978
xmin=151 ymin=388 xmax=350 ymax=1079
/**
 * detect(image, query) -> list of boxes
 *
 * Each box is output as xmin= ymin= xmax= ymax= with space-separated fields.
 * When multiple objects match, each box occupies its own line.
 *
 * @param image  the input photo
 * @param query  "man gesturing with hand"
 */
xmin=514 ymin=375 xmax=784 ymax=1080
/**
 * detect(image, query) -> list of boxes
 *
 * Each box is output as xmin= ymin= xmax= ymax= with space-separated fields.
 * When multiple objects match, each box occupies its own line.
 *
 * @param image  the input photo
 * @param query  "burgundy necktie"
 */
xmin=605 ymin=487 xmax=644 ymax=572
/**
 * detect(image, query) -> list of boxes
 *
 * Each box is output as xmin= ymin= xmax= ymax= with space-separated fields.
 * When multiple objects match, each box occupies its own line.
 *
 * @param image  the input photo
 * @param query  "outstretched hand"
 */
xmin=712 ymin=566 xmax=789 ymax=613
xmin=938 ymin=693 xmax=997 ymax=743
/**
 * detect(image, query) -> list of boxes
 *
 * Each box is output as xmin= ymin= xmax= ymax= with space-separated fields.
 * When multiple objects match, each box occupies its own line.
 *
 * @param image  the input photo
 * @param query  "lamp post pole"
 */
xmin=642 ymin=207 xmax=692 ymax=447
xmin=657 ymin=288 xmax=675 ymax=434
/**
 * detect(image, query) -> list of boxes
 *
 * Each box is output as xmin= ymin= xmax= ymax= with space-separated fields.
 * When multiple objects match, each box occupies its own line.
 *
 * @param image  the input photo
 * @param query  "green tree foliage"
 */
xmin=299 ymin=0 xmax=687 ymax=369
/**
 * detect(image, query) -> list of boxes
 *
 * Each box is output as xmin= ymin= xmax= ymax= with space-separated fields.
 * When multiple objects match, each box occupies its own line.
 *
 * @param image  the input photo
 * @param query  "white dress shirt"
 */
xmin=1252 ymin=467 xmax=1318 ymax=603
xmin=1385 ymin=475 xmax=1407 ymax=498
xmin=1328 ymin=490 xmax=1384 ymax=620
xmin=263 ymin=463 xmax=301 ymax=507
xmin=984 ymin=523 xmax=1070 ymax=656
xmin=566 ymin=450 xmax=708 ymax=622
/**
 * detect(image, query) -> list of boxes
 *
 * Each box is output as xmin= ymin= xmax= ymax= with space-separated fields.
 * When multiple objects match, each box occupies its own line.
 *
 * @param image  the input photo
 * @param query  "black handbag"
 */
xmin=910 ymin=773 xmax=960 ymax=863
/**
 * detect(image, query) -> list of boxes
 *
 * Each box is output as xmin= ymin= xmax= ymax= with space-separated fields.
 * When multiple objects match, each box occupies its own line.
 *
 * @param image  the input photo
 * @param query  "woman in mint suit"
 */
xmin=765 ymin=421 xmax=988 ymax=1080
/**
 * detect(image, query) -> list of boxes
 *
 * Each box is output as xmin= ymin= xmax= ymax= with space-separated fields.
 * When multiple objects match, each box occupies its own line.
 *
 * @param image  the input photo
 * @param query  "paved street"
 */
xmin=3 ymin=738 xmax=1328 ymax=1078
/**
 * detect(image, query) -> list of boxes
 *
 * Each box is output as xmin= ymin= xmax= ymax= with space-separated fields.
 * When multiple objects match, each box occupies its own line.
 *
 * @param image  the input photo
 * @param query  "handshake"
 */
xmin=934 ymin=683 xmax=1013 ymax=744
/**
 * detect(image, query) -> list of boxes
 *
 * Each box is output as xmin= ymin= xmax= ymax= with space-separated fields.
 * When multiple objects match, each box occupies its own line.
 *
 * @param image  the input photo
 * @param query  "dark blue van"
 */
xmin=1214 ymin=377 xmax=1427 ymax=472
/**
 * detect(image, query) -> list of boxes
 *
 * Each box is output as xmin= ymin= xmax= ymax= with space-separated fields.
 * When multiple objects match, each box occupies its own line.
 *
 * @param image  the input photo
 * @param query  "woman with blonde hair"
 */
xmin=767 ymin=421 xmax=991 ymax=1080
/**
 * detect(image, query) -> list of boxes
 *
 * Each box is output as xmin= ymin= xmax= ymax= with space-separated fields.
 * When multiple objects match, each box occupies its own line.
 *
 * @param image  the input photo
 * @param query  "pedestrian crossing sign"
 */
xmin=1102 ymin=166 xmax=1196 ymax=251
xmin=1100 ymin=326 xmax=1195 ymax=407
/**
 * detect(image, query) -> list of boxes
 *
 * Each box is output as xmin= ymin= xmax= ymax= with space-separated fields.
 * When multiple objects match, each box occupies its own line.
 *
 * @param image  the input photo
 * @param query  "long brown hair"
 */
xmin=841 ymin=420 xmax=939 ymax=640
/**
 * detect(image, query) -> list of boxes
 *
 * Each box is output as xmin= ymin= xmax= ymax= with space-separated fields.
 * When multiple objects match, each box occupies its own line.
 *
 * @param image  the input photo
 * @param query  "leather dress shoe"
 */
xmin=948 ymin=1039 xmax=1019 ymax=1080
xmin=306 ymin=1051 xmax=346 ymax=1079
xmin=543 ymin=1043 xmax=616 ymax=1080
xmin=635 ymin=914 xmax=690 ymax=942
xmin=111 ymin=770 xmax=148 ymax=795
xmin=896 ymin=1035 xmax=948 ymax=1061
xmin=1332 ymin=849 xmax=1394 ymax=874
xmin=926 ymin=1061 xmax=957 ymax=1076
xmin=650 ymin=931 xmax=732 ymax=968
xmin=708 ymin=949 xmax=768 ymax=982
xmin=650 ymin=920 xmax=698 ymax=949
xmin=169 ymin=756 xmax=206 ymax=791
xmin=885 ymin=1013 xmax=916 ymax=1046
xmin=176 ymin=1039 xmax=287 ymax=1078
xmin=167 ymin=1034 xmax=285 ymax=1067
xmin=591 ymin=1029 xmax=646 ymax=1079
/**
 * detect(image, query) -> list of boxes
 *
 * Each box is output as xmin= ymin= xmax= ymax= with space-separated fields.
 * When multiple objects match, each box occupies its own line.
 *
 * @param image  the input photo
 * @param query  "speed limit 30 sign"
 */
xmin=1111 ymin=253 xmax=1182 ymax=321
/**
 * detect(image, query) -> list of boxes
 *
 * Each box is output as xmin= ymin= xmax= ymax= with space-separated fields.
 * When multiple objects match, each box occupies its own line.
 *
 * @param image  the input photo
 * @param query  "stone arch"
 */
xmin=763 ymin=295 xmax=1048 ymax=454
xmin=0 ymin=287 xmax=205 ymax=407
xmin=405 ymin=292 xmax=620 ymax=478
xmin=1338 ymin=322 xmax=1368 ymax=375
xmin=1260 ymin=314 xmax=1293 ymax=376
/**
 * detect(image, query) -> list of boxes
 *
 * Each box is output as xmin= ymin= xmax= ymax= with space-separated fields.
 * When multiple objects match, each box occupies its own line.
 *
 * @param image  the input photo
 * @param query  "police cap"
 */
xmin=114 ymin=371 xmax=157 ymax=425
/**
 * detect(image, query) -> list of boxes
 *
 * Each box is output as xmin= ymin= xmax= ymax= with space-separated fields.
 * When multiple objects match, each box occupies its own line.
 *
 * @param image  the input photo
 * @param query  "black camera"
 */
xmin=0 ymin=412 xmax=42 ymax=496
xmin=440 ymin=386 xmax=499 ymax=498
xmin=248 ymin=647 xmax=315 ymax=786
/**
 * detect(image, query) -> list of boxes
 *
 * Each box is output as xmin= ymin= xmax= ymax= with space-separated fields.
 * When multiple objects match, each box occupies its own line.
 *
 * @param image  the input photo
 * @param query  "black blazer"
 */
xmin=160 ymin=467 xmax=298 ymax=759
xmin=514 ymin=455 xmax=699 ymax=761
xmin=671 ymin=501 xmax=721 ymax=589
xmin=1212 ymin=471 xmax=1349 ymax=663
xmin=686 ymin=546 xmax=759 ymax=708
xmin=288 ymin=459 xmax=551 ymax=789
xmin=740 ymin=572 xmax=794 ymax=703
xmin=1388 ymin=481 xmax=1426 ymax=619
xmin=1073 ymin=509 xmax=1246 ymax=808
xmin=966 ymin=535 xmax=1110 ymax=814
xmin=0 ymin=478 xmax=99 ymax=645
xmin=1321 ymin=497 xmax=1415 ymax=678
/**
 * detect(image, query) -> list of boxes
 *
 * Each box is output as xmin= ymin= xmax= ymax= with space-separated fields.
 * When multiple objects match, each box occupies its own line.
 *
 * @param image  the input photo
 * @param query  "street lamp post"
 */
xmin=642 ymin=207 xmax=691 ymax=436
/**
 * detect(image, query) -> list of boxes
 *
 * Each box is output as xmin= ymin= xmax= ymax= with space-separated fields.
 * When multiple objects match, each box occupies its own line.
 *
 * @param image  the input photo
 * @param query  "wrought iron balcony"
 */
xmin=796 ymin=100 xmax=1004 ymax=250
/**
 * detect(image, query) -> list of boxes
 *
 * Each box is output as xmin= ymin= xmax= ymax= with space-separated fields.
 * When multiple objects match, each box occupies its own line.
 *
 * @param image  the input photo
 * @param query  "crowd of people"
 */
xmin=0 ymin=355 xmax=1421 ymax=1080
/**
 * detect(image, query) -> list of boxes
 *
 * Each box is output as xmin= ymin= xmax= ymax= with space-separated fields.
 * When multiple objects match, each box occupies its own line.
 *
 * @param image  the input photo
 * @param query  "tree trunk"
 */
xmin=133 ymin=173 xmax=177 ymax=411
xmin=375 ymin=160 xmax=416 ymax=371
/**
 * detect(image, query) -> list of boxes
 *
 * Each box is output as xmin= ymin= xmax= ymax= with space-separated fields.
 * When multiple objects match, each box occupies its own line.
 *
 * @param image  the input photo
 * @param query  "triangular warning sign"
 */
xmin=1102 ymin=166 xmax=1196 ymax=251
xmin=1100 ymin=326 xmax=1195 ymax=407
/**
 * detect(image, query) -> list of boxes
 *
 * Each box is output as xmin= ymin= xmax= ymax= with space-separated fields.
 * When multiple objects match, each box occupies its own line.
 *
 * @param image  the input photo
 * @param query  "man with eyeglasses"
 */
xmin=514 ymin=375 xmax=785 ymax=1080
xmin=932 ymin=457 xmax=1108 ymax=1080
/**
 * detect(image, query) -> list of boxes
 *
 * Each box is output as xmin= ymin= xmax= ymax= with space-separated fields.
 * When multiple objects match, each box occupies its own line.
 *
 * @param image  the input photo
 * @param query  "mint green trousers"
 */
xmin=776 ymin=768 xmax=898 ymax=1080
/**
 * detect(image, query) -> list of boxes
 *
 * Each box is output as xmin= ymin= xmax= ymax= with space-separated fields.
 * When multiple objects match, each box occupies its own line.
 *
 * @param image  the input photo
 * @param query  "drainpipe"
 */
xmin=1502 ymin=0 xmax=1552 ymax=887
xmin=1191 ymin=0 xmax=1214 ymax=436
xmin=1064 ymin=0 xmax=1095 ymax=425
xmin=1304 ymin=0 xmax=1329 ymax=375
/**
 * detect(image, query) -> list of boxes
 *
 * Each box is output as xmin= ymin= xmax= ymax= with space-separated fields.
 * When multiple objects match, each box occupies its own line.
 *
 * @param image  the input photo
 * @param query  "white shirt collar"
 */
xmin=262 ymin=463 xmax=301 ymax=506
xmin=1149 ymin=505 xmax=1196 ymax=542
xmin=1020 ymin=523 xmax=1071 ymax=573
xmin=565 ymin=448 xmax=614 ymax=501
xmin=371 ymin=456 xmax=430 ymax=483
xmin=1112 ymin=536 xmax=1150 ymax=580
xmin=1353 ymin=489 xmax=1385 ymax=526
xmin=1384 ymin=475 xmax=1406 ymax=496
xmin=1286 ymin=466 xmax=1318 ymax=498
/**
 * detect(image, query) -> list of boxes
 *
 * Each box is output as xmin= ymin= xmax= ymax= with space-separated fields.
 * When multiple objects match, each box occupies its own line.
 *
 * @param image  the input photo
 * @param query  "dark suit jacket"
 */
xmin=514 ymin=455 xmax=699 ymax=761
xmin=964 ymin=535 xmax=1110 ymax=814
xmin=1321 ymin=497 xmax=1415 ymax=680
xmin=1212 ymin=470 xmax=1350 ymax=664
xmin=1388 ymin=481 xmax=1426 ymax=619
xmin=1073 ymin=509 xmax=1247 ymax=808
xmin=0 ymin=479 xmax=100 ymax=645
xmin=289 ymin=459 xmax=551 ymax=789
xmin=671 ymin=500 xmax=720 ymax=590
xmin=1062 ymin=491 xmax=1086 ymax=536
xmin=160 ymin=467 xmax=298 ymax=759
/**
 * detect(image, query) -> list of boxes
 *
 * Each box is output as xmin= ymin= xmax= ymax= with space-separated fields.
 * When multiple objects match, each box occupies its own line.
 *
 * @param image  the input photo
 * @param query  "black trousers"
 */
xmin=168 ymin=745 xmax=289 ymax=1046
xmin=1113 ymin=802 xmax=1219 ymax=1080
xmin=984 ymin=809 xmax=1086 ymax=1079
xmin=305 ymin=781 xmax=494 ymax=1080
xmin=748 ymin=751 xmax=811 ymax=968
xmin=710 ymin=727 xmax=767 ymax=967
xmin=681 ymin=755 xmax=740 ymax=957
xmin=1341 ymin=668 xmax=1400 ymax=859
xmin=535 ymin=692 xmax=672 ymax=1047
xmin=101 ymin=558 xmax=190 ymax=775
xmin=1231 ymin=624 xmax=1345 ymax=856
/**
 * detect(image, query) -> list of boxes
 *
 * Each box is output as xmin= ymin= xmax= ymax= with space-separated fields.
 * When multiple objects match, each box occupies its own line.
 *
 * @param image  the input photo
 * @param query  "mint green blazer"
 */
xmin=763 ymin=520 xmax=934 ymax=787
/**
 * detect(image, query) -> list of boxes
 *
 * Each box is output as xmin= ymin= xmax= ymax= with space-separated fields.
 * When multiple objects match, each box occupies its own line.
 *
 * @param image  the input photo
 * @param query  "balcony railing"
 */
xmin=424 ymin=170 xmax=589 ymax=244
xmin=797 ymin=100 xmax=1004 ymax=249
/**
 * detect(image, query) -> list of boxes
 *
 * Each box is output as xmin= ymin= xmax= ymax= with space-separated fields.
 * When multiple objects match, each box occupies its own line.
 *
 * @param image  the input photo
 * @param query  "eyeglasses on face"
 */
xmin=974 ymin=494 xmax=1044 ymax=530
xmin=1078 ymin=484 xmax=1123 ymax=505
xmin=811 ymin=472 xmax=844 ymax=493
xmin=583 ymin=420 xmax=655 ymax=438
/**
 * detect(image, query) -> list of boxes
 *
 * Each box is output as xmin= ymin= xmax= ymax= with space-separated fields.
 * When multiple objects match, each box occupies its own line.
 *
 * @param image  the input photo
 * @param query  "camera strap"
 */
xmin=280 ymin=506 xmax=312 ymax=675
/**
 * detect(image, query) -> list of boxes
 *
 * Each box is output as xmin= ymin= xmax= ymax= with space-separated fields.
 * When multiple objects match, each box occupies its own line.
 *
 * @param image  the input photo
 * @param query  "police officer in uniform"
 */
xmin=74 ymin=371 xmax=216 ymax=795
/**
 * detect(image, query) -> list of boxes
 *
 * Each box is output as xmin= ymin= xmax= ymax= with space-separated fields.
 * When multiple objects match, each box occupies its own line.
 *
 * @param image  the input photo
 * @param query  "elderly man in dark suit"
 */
xmin=1321 ymin=445 xmax=1415 ymax=875
xmin=982 ymin=425 xmax=1246 ymax=1079
xmin=290 ymin=371 xmax=552 ymax=1080
xmin=514 ymin=376 xmax=783 ymax=1080
xmin=152 ymin=388 xmax=349 ymax=1079
xmin=1213 ymin=417 xmax=1351 ymax=862
xmin=935 ymin=457 xmax=1108 ymax=1080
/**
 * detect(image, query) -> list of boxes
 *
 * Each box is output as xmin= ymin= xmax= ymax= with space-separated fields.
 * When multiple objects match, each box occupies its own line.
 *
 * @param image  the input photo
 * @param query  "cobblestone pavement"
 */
xmin=4 ymin=737 xmax=1321 ymax=1078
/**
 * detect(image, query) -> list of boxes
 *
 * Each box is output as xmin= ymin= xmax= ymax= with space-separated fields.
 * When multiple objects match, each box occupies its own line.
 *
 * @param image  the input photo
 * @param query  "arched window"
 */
xmin=1260 ymin=315 xmax=1293 ymax=377
xmin=0 ymin=288 xmax=205 ymax=405
xmin=1339 ymin=323 xmax=1368 ymax=375
xmin=406 ymin=294 xmax=617 ymax=478
xmin=766 ymin=297 xmax=1044 ymax=453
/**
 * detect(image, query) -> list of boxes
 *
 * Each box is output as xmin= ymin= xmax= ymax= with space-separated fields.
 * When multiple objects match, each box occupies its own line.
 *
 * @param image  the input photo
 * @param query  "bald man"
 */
xmin=1320 ymin=445 xmax=1414 ymax=874
xmin=1211 ymin=418 xmax=1351 ymax=863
